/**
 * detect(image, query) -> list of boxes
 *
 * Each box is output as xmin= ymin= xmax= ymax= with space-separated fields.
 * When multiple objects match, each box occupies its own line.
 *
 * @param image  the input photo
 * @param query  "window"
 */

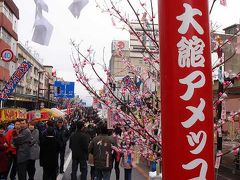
xmin=26 ymin=88 xmax=32 ymax=95
xmin=3 ymin=4 xmax=13 ymax=22
xmin=136 ymin=66 xmax=142 ymax=73
xmin=16 ymin=86 xmax=24 ymax=94
xmin=33 ymin=91 xmax=37 ymax=96
xmin=0 ymin=28 xmax=11 ymax=45
xmin=12 ymin=16 xmax=18 ymax=32
xmin=34 ymin=68 xmax=38 ymax=76
xmin=11 ymin=40 xmax=16 ymax=55
xmin=34 ymin=79 xmax=38 ymax=87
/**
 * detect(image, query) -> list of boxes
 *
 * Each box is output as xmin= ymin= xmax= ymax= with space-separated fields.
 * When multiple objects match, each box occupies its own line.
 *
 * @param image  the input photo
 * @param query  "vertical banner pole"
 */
xmin=159 ymin=0 xmax=214 ymax=179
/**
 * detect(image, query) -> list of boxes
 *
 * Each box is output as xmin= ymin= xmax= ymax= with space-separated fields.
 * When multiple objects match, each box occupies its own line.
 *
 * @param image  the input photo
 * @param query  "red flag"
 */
xmin=220 ymin=0 xmax=227 ymax=6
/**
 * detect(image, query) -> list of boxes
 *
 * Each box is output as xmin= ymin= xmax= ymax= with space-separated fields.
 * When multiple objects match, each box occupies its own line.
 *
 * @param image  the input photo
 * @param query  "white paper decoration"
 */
xmin=32 ymin=0 xmax=53 ymax=46
xmin=68 ymin=0 xmax=89 ymax=18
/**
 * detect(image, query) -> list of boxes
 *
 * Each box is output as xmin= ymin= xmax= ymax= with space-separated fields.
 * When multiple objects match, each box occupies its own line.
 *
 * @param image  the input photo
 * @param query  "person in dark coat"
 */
xmin=0 ymin=125 xmax=9 ymax=180
xmin=55 ymin=118 xmax=69 ymax=173
xmin=27 ymin=122 xmax=40 ymax=180
xmin=13 ymin=119 xmax=32 ymax=180
xmin=40 ymin=121 xmax=58 ymax=180
xmin=69 ymin=121 xmax=90 ymax=180
xmin=89 ymin=122 xmax=117 ymax=180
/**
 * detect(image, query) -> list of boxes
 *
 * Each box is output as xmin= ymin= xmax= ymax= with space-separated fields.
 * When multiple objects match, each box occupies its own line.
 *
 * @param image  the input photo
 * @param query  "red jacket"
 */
xmin=0 ymin=135 xmax=8 ymax=173
xmin=5 ymin=129 xmax=17 ymax=155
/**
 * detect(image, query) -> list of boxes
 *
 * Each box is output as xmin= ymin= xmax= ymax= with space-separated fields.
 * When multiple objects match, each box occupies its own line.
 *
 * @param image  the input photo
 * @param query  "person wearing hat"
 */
xmin=55 ymin=118 xmax=70 ymax=174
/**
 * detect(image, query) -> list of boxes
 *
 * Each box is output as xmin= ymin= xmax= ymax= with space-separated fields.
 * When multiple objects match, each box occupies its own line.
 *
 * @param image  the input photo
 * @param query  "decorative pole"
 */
xmin=159 ymin=0 xmax=214 ymax=179
xmin=216 ymin=45 xmax=223 ymax=152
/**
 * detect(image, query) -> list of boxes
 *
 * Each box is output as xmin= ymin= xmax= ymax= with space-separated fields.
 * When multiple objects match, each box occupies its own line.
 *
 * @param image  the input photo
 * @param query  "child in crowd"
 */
xmin=121 ymin=145 xmax=133 ymax=180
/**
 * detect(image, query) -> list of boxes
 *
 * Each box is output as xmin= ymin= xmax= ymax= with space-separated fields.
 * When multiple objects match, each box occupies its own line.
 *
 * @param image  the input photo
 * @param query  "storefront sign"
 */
xmin=159 ymin=0 xmax=214 ymax=179
xmin=0 ymin=61 xmax=32 ymax=100
xmin=34 ymin=111 xmax=50 ymax=122
xmin=0 ymin=108 xmax=27 ymax=122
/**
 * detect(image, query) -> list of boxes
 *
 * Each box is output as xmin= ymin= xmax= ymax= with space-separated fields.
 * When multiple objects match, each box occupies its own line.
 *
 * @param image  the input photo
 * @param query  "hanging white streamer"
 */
xmin=32 ymin=16 xmax=53 ymax=46
xmin=68 ymin=0 xmax=89 ymax=18
xmin=34 ymin=0 xmax=48 ymax=16
xmin=32 ymin=0 xmax=53 ymax=46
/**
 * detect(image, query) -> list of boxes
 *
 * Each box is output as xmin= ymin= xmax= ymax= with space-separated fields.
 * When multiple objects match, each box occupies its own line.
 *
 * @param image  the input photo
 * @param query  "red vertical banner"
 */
xmin=67 ymin=103 xmax=71 ymax=115
xmin=159 ymin=0 xmax=214 ymax=179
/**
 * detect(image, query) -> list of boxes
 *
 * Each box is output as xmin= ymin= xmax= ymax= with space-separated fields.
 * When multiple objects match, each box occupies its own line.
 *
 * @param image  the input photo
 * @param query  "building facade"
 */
xmin=107 ymin=21 xmax=160 ymax=127
xmin=109 ymin=21 xmax=159 ymax=103
xmin=211 ymin=24 xmax=240 ymax=141
xmin=212 ymin=24 xmax=240 ymax=100
xmin=0 ymin=0 xmax=19 ymax=90
xmin=2 ymin=42 xmax=56 ymax=109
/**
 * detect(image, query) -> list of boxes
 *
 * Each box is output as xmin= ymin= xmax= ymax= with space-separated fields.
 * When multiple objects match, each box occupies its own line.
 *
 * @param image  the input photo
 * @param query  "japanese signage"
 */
xmin=112 ymin=40 xmax=129 ymax=57
xmin=0 ymin=61 xmax=32 ymax=100
xmin=159 ymin=1 xmax=214 ymax=179
xmin=34 ymin=111 xmax=50 ymax=122
xmin=0 ymin=108 xmax=27 ymax=123
xmin=112 ymin=40 xmax=129 ymax=51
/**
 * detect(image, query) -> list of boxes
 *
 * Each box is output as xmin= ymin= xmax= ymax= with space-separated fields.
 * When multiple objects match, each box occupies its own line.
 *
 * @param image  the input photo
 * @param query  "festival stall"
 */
xmin=33 ymin=109 xmax=51 ymax=122
xmin=28 ymin=108 xmax=65 ymax=122
xmin=0 ymin=108 xmax=27 ymax=124
xmin=27 ymin=110 xmax=42 ymax=122
xmin=50 ymin=108 xmax=65 ymax=118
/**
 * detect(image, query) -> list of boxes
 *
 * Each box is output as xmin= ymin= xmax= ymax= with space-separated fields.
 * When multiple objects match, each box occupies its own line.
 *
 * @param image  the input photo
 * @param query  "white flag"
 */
xmin=34 ymin=0 xmax=48 ymax=14
xmin=32 ymin=0 xmax=53 ymax=46
xmin=68 ymin=0 xmax=89 ymax=18
xmin=32 ymin=16 xmax=53 ymax=46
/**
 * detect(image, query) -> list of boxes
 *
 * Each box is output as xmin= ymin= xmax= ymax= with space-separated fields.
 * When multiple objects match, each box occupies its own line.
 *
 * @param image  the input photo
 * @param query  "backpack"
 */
xmin=93 ymin=136 xmax=114 ymax=169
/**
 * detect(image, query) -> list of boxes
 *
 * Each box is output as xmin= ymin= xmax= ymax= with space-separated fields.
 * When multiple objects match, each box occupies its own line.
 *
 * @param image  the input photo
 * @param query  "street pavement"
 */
xmin=60 ymin=155 xmax=147 ymax=180
xmin=9 ymin=143 xmax=147 ymax=180
xmin=8 ymin=141 xmax=240 ymax=179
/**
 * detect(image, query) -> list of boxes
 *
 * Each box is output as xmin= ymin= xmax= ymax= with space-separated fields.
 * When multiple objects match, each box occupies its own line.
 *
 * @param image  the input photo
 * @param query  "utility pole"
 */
xmin=47 ymin=82 xmax=50 ymax=108
xmin=47 ymin=81 xmax=54 ymax=108
xmin=216 ymin=46 xmax=224 ymax=152
xmin=36 ymin=71 xmax=41 ymax=109
xmin=216 ymin=66 xmax=223 ymax=151
xmin=36 ymin=70 xmax=46 ymax=109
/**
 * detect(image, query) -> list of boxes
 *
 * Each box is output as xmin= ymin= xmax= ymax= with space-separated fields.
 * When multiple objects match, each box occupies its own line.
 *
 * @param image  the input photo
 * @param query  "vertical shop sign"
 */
xmin=159 ymin=0 xmax=214 ymax=179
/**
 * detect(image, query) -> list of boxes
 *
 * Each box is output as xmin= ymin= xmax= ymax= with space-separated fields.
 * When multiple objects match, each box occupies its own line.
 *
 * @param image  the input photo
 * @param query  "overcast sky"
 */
xmin=12 ymin=0 xmax=240 ymax=105
xmin=13 ymin=0 xmax=131 ymax=105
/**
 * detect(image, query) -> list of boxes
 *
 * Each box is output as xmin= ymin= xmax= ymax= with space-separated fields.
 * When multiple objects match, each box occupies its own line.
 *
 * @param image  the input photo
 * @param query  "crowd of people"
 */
xmin=0 ymin=118 xmax=70 ymax=180
xmin=0 ymin=116 xmax=135 ymax=180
